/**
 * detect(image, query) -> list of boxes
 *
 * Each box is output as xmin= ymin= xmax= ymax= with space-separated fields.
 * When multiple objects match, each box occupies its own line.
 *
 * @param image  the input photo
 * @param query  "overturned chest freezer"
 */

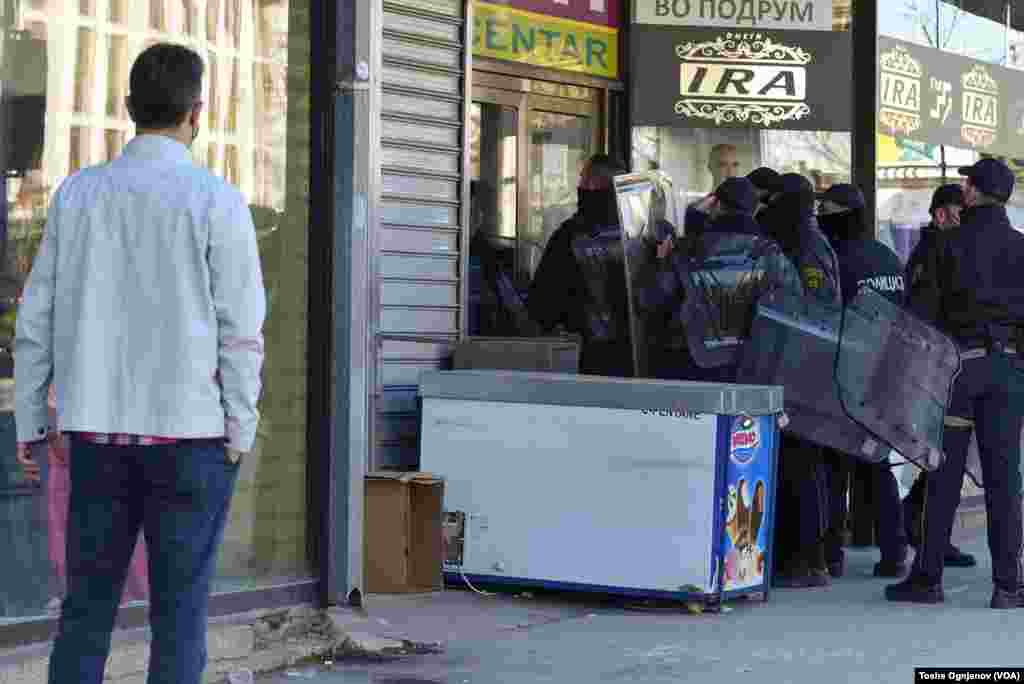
xmin=418 ymin=370 xmax=784 ymax=607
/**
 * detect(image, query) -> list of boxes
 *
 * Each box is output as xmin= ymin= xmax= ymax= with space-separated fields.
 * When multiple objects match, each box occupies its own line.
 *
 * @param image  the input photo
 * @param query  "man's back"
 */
xmin=16 ymin=135 xmax=265 ymax=446
xmin=936 ymin=205 xmax=1024 ymax=343
xmin=834 ymin=238 xmax=905 ymax=305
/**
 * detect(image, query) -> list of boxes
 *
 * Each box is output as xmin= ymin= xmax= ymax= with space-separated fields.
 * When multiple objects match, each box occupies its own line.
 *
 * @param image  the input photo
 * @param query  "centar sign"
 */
xmin=471 ymin=1 xmax=620 ymax=79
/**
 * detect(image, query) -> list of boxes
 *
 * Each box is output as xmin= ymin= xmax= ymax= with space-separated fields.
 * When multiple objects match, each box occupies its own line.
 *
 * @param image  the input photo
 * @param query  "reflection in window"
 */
xmin=632 ymin=128 xmax=852 ymax=227
xmin=208 ymin=54 xmax=220 ymax=130
xmin=207 ymin=0 xmax=221 ymax=40
xmin=183 ymin=0 xmax=196 ymax=35
xmin=149 ymin=0 xmax=164 ymax=30
xmin=1 ymin=0 xmax=315 ymax=624
xmin=207 ymin=142 xmax=219 ymax=174
xmin=225 ymin=144 xmax=239 ymax=186
xmin=227 ymin=59 xmax=240 ymax=134
xmin=106 ymin=35 xmax=129 ymax=118
xmin=226 ymin=0 xmax=242 ymax=48
xmin=73 ymin=28 xmax=95 ymax=114
xmin=104 ymin=129 xmax=125 ymax=162
xmin=69 ymin=126 xmax=87 ymax=173
xmin=761 ymin=131 xmax=853 ymax=190
xmin=527 ymin=110 xmax=591 ymax=279
xmin=468 ymin=102 xmax=527 ymax=336
xmin=108 ymin=0 xmax=127 ymax=22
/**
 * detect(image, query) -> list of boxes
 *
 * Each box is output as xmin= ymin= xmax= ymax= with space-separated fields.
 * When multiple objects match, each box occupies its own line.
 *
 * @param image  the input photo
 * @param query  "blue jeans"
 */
xmin=913 ymin=352 xmax=1024 ymax=589
xmin=48 ymin=438 xmax=239 ymax=684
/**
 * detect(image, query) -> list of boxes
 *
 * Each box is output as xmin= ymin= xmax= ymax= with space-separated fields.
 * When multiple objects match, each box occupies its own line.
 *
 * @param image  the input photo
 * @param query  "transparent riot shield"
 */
xmin=615 ymin=172 xmax=676 ymax=378
xmin=834 ymin=286 xmax=960 ymax=472
xmin=735 ymin=289 xmax=893 ymax=465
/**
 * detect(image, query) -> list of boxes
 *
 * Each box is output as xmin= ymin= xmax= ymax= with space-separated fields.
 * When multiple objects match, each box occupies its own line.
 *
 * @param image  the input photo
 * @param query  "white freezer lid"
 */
xmin=418 ymin=370 xmax=783 ymax=415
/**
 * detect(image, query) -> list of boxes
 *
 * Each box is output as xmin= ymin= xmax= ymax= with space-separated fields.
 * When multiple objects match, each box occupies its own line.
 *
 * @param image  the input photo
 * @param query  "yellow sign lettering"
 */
xmin=471 ymin=1 xmax=619 ymax=79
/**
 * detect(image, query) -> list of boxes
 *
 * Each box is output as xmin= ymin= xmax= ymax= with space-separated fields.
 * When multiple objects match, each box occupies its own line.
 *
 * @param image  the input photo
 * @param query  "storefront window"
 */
xmin=877 ymin=1 xmax=1024 ymax=264
xmin=0 ymin=0 xmax=313 ymax=624
xmin=631 ymin=4 xmax=855 ymax=225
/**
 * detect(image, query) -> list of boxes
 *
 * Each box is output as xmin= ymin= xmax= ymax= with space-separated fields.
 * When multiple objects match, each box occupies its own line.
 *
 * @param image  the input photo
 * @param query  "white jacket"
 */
xmin=15 ymin=135 xmax=266 ymax=451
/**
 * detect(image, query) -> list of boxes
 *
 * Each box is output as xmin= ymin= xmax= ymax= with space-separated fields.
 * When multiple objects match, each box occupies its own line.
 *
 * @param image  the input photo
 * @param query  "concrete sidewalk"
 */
xmin=262 ymin=529 xmax=1022 ymax=684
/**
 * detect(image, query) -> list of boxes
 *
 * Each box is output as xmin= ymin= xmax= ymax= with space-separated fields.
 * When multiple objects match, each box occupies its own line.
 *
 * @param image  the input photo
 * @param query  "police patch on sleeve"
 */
xmin=801 ymin=266 xmax=824 ymax=291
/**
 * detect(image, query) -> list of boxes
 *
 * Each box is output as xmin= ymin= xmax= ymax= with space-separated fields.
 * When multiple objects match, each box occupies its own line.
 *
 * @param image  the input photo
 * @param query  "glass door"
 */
xmin=522 ymin=93 xmax=600 ymax=282
xmin=468 ymin=76 xmax=604 ymax=336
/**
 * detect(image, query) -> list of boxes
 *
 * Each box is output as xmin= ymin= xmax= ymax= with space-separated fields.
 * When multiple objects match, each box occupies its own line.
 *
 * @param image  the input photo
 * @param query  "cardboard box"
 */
xmin=364 ymin=471 xmax=444 ymax=594
xmin=452 ymin=336 xmax=580 ymax=373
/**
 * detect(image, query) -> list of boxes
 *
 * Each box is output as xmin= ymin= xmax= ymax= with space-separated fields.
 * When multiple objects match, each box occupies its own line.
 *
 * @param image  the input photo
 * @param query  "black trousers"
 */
xmin=826 ymin=449 xmax=907 ymax=562
xmin=913 ymin=353 xmax=1024 ymax=589
xmin=774 ymin=434 xmax=829 ymax=566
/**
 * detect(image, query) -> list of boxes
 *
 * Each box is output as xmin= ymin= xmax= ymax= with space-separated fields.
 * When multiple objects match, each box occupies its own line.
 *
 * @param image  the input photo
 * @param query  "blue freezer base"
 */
xmin=442 ymin=571 xmax=769 ymax=606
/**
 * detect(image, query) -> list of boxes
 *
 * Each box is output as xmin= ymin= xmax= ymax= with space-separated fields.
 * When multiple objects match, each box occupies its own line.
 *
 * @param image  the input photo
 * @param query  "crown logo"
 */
xmin=962 ymin=65 xmax=999 ymax=95
xmin=674 ymin=100 xmax=810 ymax=127
xmin=676 ymin=34 xmax=812 ymax=65
xmin=962 ymin=125 xmax=997 ymax=148
xmin=880 ymin=46 xmax=922 ymax=78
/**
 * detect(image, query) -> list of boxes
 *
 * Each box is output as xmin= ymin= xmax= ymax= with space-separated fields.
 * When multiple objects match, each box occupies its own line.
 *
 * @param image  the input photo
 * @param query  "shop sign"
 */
xmin=634 ymin=0 xmax=833 ymax=32
xmin=630 ymin=27 xmax=852 ymax=130
xmin=472 ymin=1 xmax=620 ymax=79
xmin=878 ymin=36 xmax=1024 ymax=157
xmin=485 ymin=0 xmax=620 ymax=28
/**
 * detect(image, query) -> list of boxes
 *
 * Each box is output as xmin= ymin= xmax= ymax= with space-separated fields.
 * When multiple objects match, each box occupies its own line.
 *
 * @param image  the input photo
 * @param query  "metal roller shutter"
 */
xmin=374 ymin=0 xmax=470 ymax=469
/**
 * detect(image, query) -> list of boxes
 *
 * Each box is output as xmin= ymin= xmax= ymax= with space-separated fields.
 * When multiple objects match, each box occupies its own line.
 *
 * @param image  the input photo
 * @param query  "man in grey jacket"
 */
xmin=14 ymin=44 xmax=265 ymax=684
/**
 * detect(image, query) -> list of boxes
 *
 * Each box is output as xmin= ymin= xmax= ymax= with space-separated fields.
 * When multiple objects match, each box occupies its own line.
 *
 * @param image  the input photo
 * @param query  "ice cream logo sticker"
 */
xmin=674 ymin=32 xmax=812 ymax=127
xmin=879 ymin=45 xmax=923 ymax=137
xmin=961 ymin=65 xmax=999 ymax=149
xmin=729 ymin=416 xmax=759 ymax=465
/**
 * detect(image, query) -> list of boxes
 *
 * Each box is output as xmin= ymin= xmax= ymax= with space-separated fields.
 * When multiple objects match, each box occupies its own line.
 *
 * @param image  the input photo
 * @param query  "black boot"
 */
xmin=990 ymin=586 xmax=1024 ymax=610
xmin=885 ymin=575 xmax=944 ymax=604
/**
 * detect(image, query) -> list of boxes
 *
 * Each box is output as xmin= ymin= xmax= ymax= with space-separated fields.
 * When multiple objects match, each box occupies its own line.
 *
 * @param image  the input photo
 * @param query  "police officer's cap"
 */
xmin=929 ymin=184 xmax=964 ymax=213
xmin=747 ymin=167 xmax=782 ymax=194
xmin=957 ymin=158 xmax=1015 ymax=202
xmin=819 ymin=183 xmax=866 ymax=211
xmin=778 ymin=173 xmax=814 ymax=196
xmin=715 ymin=177 xmax=758 ymax=214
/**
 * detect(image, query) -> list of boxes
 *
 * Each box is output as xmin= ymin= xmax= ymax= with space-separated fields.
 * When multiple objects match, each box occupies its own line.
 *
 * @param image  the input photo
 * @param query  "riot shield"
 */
xmin=834 ymin=286 xmax=959 ymax=472
xmin=735 ymin=289 xmax=893 ymax=465
xmin=615 ymin=172 xmax=676 ymax=378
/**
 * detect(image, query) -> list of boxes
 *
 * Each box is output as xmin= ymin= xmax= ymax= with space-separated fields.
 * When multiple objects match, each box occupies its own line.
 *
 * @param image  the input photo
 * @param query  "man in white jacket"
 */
xmin=14 ymin=43 xmax=265 ymax=684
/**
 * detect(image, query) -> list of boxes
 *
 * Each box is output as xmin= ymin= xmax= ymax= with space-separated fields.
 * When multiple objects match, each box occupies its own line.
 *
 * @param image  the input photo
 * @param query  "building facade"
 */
xmin=0 ymin=0 xmax=1023 ymax=645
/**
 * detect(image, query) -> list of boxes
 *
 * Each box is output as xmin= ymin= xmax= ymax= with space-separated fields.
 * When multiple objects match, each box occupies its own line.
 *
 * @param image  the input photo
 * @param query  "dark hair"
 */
xmin=584 ymin=154 xmax=627 ymax=183
xmin=128 ymin=43 xmax=204 ymax=129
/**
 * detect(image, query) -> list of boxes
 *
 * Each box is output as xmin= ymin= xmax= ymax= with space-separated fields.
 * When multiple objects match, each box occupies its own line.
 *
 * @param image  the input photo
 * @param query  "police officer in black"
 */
xmin=686 ymin=167 xmax=783 ymax=237
xmin=818 ymin=183 xmax=910 ymax=579
xmin=528 ymin=154 xmax=633 ymax=377
xmin=758 ymin=173 xmax=841 ymax=587
xmin=643 ymin=177 xmax=803 ymax=383
xmin=887 ymin=158 xmax=1024 ymax=609
xmin=901 ymin=184 xmax=978 ymax=569
xmin=747 ymin=167 xmax=783 ymax=220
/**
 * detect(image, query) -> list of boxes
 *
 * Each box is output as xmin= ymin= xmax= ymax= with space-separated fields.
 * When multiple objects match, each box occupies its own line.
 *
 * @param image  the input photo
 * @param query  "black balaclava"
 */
xmin=761 ymin=187 xmax=814 ymax=256
xmin=818 ymin=207 xmax=866 ymax=245
xmin=578 ymin=187 xmax=621 ymax=227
